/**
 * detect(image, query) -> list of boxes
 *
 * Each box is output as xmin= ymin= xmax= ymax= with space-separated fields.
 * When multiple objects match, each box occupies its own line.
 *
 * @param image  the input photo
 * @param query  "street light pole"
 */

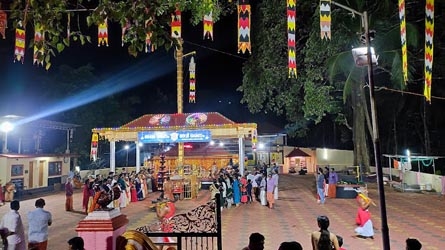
xmin=330 ymin=2 xmax=390 ymax=249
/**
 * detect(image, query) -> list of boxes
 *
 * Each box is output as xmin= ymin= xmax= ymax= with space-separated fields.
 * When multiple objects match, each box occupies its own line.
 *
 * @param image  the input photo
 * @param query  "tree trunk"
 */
xmin=351 ymin=80 xmax=371 ymax=172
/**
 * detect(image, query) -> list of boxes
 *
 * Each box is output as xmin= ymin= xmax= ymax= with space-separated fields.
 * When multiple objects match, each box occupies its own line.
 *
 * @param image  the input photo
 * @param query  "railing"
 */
xmin=121 ymin=194 xmax=223 ymax=250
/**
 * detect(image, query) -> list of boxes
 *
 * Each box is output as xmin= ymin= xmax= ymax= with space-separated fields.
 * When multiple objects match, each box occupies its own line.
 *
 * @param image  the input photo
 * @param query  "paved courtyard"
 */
xmin=1 ymin=174 xmax=443 ymax=249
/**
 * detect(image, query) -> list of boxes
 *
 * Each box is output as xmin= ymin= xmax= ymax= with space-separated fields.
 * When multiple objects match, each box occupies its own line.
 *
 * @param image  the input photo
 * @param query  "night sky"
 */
xmin=0 ymin=10 xmax=286 ymax=133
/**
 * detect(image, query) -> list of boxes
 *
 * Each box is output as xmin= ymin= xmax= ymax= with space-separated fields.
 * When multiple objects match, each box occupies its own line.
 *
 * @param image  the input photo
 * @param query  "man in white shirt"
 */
xmin=0 ymin=200 xmax=26 ymax=250
xmin=27 ymin=198 xmax=52 ymax=250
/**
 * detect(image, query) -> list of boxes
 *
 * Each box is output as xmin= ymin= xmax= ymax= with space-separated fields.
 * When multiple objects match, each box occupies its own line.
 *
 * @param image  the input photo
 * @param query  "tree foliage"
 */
xmin=6 ymin=0 xmax=235 ymax=69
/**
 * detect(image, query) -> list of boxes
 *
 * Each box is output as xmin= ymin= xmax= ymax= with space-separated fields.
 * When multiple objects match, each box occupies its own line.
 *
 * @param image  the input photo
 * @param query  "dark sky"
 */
xmin=0 ymin=10 xmax=286 ymax=133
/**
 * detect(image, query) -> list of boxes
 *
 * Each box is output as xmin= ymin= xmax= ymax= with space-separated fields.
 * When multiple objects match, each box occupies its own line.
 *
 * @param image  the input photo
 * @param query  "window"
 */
xmin=11 ymin=165 xmax=24 ymax=176
xmin=48 ymin=161 xmax=62 ymax=176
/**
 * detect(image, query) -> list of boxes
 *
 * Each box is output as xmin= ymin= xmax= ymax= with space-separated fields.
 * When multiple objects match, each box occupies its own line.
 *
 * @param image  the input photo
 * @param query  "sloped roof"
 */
xmin=120 ymin=112 xmax=236 ymax=129
xmin=286 ymin=148 xmax=310 ymax=157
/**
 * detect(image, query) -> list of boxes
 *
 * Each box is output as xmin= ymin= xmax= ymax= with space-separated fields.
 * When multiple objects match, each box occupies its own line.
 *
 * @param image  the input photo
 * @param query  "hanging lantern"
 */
xmin=237 ymin=0 xmax=251 ymax=54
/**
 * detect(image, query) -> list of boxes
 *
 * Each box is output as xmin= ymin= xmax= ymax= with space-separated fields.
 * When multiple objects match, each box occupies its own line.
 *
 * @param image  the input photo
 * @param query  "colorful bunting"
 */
xmin=424 ymin=0 xmax=434 ymax=102
xmin=399 ymin=0 xmax=407 ymax=83
xmin=189 ymin=56 xmax=196 ymax=103
xmin=98 ymin=18 xmax=109 ymax=47
xmin=0 ymin=10 xmax=7 ymax=39
xmin=203 ymin=12 xmax=213 ymax=40
xmin=287 ymin=0 xmax=297 ymax=78
xmin=90 ymin=133 xmax=99 ymax=161
xmin=171 ymin=8 xmax=181 ymax=38
xmin=33 ymin=23 xmax=45 ymax=66
xmin=238 ymin=0 xmax=251 ymax=54
xmin=14 ymin=23 xmax=25 ymax=63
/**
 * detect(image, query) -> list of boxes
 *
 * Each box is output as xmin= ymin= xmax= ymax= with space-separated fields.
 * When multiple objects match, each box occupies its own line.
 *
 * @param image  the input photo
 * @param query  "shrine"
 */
xmin=91 ymin=112 xmax=257 ymax=197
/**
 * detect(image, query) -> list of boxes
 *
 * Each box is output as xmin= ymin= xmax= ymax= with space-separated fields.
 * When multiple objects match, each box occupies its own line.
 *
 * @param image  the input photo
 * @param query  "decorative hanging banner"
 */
xmin=33 ymin=23 xmax=45 ymax=66
xmin=145 ymin=19 xmax=156 ymax=53
xmin=90 ymin=133 xmax=99 ymax=161
xmin=399 ymin=0 xmax=407 ymax=83
xmin=203 ymin=12 xmax=213 ymax=40
xmin=0 ymin=10 xmax=7 ymax=39
xmin=171 ymin=8 xmax=181 ymax=38
xmin=98 ymin=18 xmax=109 ymax=47
xmin=238 ymin=0 xmax=251 ymax=54
xmin=320 ymin=0 xmax=331 ymax=40
xmin=251 ymin=129 xmax=258 ymax=150
xmin=287 ymin=0 xmax=297 ymax=78
xmin=424 ymin=0 xmax=434 ymax=102
xmin=189 ymin=56 xmax=196 ymax=103
xmin=14 ymin=23 xmax=26 ymax=63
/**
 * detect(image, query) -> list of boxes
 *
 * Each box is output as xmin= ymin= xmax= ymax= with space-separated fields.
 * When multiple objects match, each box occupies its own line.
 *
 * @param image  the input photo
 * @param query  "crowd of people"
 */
xmin=209 ymin=162 xmax=280 ymax=211
xmin=0 ymin=198 xmax=52 ymax=250
xmin=80 ymin=168 xmax=154 ymax=214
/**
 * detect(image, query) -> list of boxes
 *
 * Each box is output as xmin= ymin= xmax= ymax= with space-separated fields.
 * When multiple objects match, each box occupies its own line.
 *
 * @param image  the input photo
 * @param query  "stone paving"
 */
xmin=1 ymin=174 xmax=444 ymax=249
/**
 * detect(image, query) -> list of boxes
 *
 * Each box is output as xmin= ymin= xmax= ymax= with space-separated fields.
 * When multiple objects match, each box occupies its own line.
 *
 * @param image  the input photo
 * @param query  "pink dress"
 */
xmin=240 ymin=177 xmax=248 ymax=203
xmin=131 ymin=183 xmax=138 ymax=202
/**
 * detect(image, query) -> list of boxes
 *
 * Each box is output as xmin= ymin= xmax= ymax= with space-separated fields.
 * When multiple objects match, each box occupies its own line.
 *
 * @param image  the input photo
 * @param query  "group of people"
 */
xmin=0 ymin=198 xmax=52 ymax=250
xmin=209 ymin=163 xmax=279 ymax=210
xmin=243 ymin=215 xmax=423 ymax=250
xmin=316 ymin=167 xmax=339 ymax=205
xmin=81 ymin=168 xmax=154 ymax=214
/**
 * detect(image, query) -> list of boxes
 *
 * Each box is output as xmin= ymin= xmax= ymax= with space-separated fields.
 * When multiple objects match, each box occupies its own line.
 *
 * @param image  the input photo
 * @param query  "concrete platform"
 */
xmin=1 ymin=174 xmax=444 ymax=249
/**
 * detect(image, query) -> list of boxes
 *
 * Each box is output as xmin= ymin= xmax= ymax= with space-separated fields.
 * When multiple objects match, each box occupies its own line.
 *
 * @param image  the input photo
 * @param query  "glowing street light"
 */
xmin=1 ymin=121 xmax=14 ymax=153
xmin=124 ymin=144 xmax=130 ymax=167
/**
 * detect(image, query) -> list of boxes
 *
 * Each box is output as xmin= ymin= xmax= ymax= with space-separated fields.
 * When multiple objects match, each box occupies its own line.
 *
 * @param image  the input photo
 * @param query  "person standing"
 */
xmin=259 ymin=173 xmax=267 ymax=206
xmin=0 ymin=200 xmax=26 ymax=250
xmin=272 ymin=170 xmax=279 ymax=200
xmin=328 ymin=168 xmax=339 ymax=198
xmin=65 ymin=177 xmax=74 ymax=211
xmin=266 ymin=173 xmax=276 ymax=209
xmin=242 ymin=232 xmax=265 ymax=250
xmin=316 ymin=168 xmax=326 ymax=204
xmin=28 ymin=198 xmax=52 ymax=250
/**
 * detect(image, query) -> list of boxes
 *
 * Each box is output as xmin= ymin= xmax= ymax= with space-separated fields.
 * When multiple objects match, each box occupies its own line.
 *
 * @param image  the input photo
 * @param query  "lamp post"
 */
xmin=330 ymin=2 xmax=390 ymax=249
xmin=124 ymin=144 xmax=130 ymax=167
xmin=1 ymin=121 xmax=14 ymax=153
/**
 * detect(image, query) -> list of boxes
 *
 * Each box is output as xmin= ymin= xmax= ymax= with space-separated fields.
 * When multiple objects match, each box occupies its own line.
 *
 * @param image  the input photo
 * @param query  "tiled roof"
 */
xmin=286 ymin=148 xmax=310 ymax=157
xmin=121 ymin=112 xmax=236 ymax=129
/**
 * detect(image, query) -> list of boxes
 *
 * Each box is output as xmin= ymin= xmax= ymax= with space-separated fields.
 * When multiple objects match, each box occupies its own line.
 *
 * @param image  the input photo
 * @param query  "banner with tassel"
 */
xmin=14 ymin=22 xmax=25 ymax=63
xmin=171 ymin=8 xmax=181 ymax=38
xmin=33 ymin=23 xmax=45 ymax=66
xmin=189 ymin=56 xmax=196 ymax=103
xmin=399 ymin=0 xmax=407 ymax=83
xmin=320 ymin=0 xmax=331 ymax=40
xmin=98 ymin=18 xmax=109 ymax=47
xmin=238 ymin=0 xmax=251 ymax=54
xmin=0 ymin=10 xmax=7 ymax=39
xmin=287 ymin=0 xmax=297 ymax=78
xmin=203 ymin=12 xmax=213 ymax=40
xmin=424 ymin=0 xmax=434 ymax=102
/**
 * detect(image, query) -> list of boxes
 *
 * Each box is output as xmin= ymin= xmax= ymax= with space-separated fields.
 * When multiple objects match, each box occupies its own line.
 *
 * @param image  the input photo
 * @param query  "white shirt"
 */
xmin=0 ymin=209 xmax=25 ymax=245
xmin=27 ymin=208 xmax=52 ymax=243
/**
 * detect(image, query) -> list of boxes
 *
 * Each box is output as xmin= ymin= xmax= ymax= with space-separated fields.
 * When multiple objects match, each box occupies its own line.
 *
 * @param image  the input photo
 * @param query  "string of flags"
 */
xmin=320 ymin=0 xmax=435 ymax=102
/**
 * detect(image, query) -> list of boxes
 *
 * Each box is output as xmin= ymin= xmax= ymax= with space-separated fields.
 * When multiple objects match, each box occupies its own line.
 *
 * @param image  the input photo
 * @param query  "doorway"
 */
xmin=28 ymin=161 xmax=34 ymax=188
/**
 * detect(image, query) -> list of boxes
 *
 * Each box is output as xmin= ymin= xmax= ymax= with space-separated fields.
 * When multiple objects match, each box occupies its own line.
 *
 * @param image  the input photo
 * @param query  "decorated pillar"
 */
xmin=136 ymin=141 xmax=141 ymax=173
xmin=110 ymin=140 xmax=116 ymax=173
xmin=76 ymin=209 xmax=128 ymax=250
xmin=238 ymin=136 xmax=245 ymax=176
